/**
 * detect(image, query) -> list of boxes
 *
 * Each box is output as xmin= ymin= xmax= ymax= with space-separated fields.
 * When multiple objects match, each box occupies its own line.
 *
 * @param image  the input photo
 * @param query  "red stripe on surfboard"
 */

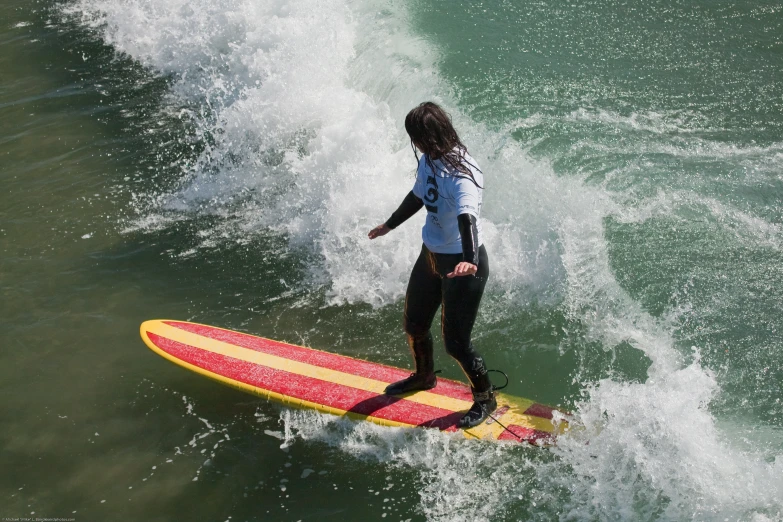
xmin=496 ymin=425 xmax=554 ymax=444
xmin=148 ymin=332 xmax=463 ymax=431
xmin=523 ymin=403 xmax=556 ymax=420
xmin=163 ymin=321 xmax=473 ymax=401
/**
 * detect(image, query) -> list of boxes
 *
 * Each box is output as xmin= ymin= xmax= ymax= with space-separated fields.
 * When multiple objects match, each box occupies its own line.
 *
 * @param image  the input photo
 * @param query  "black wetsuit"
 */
xmin=386 ymin=190 xmax=491 ymax=391
xmin=404 ymin=243 xmax=490 ymax=379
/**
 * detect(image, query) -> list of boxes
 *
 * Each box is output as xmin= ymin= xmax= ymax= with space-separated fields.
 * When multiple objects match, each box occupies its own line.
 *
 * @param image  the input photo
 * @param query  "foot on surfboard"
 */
xmin=458 ymin=388 xmax=498 ymax=428
xmin=384 ymin=372 xmax=437 ymax=395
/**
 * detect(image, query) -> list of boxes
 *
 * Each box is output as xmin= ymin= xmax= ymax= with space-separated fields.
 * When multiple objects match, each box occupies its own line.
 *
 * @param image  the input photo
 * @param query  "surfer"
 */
xmin=368 ymin=102 xmax=495 ymax=428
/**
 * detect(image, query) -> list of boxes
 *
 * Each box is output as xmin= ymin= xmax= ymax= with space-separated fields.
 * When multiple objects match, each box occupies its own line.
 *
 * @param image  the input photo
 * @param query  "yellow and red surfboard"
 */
xmin=140 ymin=320 xmax=566 ymax=445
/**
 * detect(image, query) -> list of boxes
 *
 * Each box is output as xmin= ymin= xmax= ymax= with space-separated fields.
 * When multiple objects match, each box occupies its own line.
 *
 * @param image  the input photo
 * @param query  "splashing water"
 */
xmin=65 ymin=0 xmax=603 ymax=307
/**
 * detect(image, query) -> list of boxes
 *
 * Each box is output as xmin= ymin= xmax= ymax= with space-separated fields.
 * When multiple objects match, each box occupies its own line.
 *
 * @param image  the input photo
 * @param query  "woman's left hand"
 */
xmin=447 ymin=262 xmax=477 ymax=278
xmin=368 ymin=223 xmax=391 ymax=239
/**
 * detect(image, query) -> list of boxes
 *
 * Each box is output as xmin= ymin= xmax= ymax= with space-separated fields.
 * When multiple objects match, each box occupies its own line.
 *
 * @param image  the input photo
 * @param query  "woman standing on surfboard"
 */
xmin=368 ymin=102 xmax=495 ymax=428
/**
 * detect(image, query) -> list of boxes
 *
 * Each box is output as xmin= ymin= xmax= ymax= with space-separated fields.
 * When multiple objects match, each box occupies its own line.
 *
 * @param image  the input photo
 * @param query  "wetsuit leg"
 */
xmin=436 ymin=245 xmax=490 ymax=389
xmin=385 ymin=245 xmax=442 ymax=395
xmin=403 ymin=245 xmax=442 ymax=340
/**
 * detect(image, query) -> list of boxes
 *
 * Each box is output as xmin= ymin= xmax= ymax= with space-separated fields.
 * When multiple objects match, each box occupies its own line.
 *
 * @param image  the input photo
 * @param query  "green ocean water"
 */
xmin=2 ymin=0 xmax=782 ymax=520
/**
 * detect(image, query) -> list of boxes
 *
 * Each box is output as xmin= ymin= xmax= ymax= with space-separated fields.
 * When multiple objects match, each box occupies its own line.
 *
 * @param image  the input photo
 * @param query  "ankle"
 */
xmin=471 ymin=388 xmax=494 ymax=403
xmin=384 ymin=372 xmax=437 ymax=395
xmin=457 ymin=390 xmax=497 ymax=429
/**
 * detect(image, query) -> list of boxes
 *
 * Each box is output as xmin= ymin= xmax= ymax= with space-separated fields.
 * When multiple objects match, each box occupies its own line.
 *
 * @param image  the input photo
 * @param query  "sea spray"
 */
xmin=552 ymin=358 xmax=783 ymax=520
xmin=65 ymin=0 xmax=444 ymax=305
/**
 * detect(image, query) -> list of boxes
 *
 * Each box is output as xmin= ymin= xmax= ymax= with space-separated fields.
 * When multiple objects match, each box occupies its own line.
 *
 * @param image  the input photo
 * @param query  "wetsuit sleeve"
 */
xmin=385 ymin=191 xmax=424 ymax=230
xmin=457 ymin=213 xmax=480 ymax=266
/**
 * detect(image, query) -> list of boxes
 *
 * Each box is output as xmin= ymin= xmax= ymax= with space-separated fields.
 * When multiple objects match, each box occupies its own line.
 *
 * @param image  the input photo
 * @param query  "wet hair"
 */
xmin=404 ymin=102 xmax=482 ymax=187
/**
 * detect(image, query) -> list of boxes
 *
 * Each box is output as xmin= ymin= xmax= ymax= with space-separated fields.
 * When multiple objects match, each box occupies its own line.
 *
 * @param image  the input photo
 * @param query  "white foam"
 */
xmin=565 ymin=107 xmax=721 ymax=135
xmin=612 ymin=189 xmax=783 ymax=251
xmin=552 ymin=356 xmax=783 ymax=520
xmin=64 ymin=0 xmax=584 ymax=307
xmin=277 ymin=408 xmax=533 ymax=521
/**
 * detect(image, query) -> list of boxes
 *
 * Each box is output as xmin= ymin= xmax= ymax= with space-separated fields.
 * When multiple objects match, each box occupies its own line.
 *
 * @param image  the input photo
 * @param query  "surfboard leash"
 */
xmin=487 ymin=369 xmax=508 ymax=391
xmin=486 ymin=411 xmax=525 ymax=442
xmin=485 ymin=369 xmax=526 ymax=442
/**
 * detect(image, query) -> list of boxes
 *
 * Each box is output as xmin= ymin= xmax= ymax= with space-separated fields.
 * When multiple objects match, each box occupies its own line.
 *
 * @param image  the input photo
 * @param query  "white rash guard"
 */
xmin=411 ymin=151 xmax=484 ymax=254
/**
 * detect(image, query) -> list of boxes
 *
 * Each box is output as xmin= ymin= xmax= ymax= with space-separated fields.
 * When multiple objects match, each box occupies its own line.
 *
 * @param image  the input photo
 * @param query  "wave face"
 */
xmin=64 ymin=0 xmax=783 ymax=519
xmin=65 ymin=0 xmax=585 ymax=308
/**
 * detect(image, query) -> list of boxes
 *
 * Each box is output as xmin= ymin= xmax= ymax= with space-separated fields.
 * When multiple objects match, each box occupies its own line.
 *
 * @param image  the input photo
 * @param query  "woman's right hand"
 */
xmin=368 ymin=223 xmax=391 ymax=239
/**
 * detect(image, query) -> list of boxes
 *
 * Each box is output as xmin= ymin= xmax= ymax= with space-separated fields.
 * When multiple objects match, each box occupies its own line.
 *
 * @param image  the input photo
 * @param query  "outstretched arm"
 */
xmin=368 ymin=191 xmax=423 ymax=239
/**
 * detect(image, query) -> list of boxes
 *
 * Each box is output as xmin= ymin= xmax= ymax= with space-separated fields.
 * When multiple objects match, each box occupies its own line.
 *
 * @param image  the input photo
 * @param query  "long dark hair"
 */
xmin=404 ymin=102 xmax=482 ymax=187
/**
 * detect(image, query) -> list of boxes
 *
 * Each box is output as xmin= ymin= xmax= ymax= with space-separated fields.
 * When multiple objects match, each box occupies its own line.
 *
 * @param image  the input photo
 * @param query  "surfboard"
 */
xmin=140 ymin=320 xmax=567 ymax=445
